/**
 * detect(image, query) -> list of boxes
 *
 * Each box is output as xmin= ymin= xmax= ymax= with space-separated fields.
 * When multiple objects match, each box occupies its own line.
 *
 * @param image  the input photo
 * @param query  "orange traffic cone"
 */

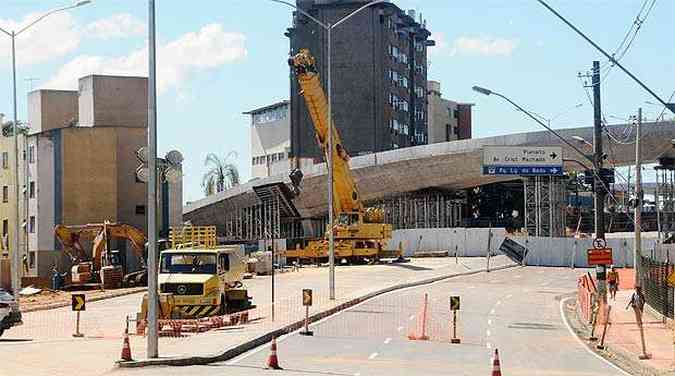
xmin=266 ymin=337 xmax=282 ymax=370
xmin=120 ymin=328 xmax=133 ymax=361
xmin=492 ymin=349 xmax=502 ymax=376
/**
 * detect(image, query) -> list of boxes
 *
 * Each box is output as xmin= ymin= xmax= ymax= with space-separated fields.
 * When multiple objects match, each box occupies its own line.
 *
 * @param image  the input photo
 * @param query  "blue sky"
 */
xmin=1 ymin=0 xmax=673 ymax=203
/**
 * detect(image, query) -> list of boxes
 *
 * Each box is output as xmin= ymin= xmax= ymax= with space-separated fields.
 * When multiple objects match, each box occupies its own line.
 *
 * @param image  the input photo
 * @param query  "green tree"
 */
xmin=202 ymin=151 xmax=240 ymax=196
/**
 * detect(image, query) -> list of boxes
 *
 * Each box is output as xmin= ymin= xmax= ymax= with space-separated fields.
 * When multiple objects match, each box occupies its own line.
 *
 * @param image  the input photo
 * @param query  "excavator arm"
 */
xmin=55 ymin=222 xmax=147 ymax=271
xmin=289 ymin=49 xmax=364 ymax=217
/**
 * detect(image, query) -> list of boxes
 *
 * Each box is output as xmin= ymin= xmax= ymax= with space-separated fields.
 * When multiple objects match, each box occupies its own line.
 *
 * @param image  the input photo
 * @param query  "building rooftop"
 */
xmin=243 ymin=100 xmax=290 ymax=115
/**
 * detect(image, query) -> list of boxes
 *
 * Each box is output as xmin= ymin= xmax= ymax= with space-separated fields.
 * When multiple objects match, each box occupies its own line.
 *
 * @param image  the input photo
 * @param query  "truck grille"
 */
xmin=160 ymin=283 xmax=203 ymax=296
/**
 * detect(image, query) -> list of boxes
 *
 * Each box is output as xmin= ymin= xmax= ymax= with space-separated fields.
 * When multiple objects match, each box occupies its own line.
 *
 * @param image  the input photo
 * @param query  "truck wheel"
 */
xmin=219 ymin=295 xmax=227 ymax=315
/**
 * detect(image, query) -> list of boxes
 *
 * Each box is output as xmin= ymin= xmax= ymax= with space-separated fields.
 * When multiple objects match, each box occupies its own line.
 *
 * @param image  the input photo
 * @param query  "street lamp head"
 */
xmin=74 ymin=0 xmax=92 ymax=7
xmin=472 ymin=86 xmax=492 ymax=96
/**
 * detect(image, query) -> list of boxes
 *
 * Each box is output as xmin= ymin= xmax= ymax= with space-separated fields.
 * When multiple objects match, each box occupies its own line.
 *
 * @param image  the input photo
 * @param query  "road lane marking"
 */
xmin=490 ymin=308 xmax=496 ymax=315
xmin=486 ymin=329 xmax=491 ymax=337
xmin=368 ymin=352 xmax=379 ymax=360
xmin=506 ymin=294 xmax=513 ymax=299
xmin=486 ymin=342 xmax=492 ymax=349
xmin=496 ymin=300 xmax=502 ymax=306
xmin=514 ymin=275 xmax=522 ymax=279
xmin=559 ymin=297 xmax=631 ymax=376
xmin=409 ymin=315 xmax=415 ymax=321
xmin=354 ymin=373 xmax=361 ymax=376
xmin=397 ymin=326 xmax=404 ymax=332
xmin=488 ymin=319 xmax=493 ymax=326
xmin=468 ymin=285 xmax=476 ymax=289
xmin=384 ymin=337 xmax=392 ymax=344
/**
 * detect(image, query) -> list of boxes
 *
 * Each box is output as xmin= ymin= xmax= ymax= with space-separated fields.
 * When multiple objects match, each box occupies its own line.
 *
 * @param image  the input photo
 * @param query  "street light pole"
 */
xmin=270 ymin=0 xmax=385 ymax=301
xmin=634 ymin=108 xmax=642 ymax=288
xmin=146 ymin=0 xmax=159 ymax=359
xmin=326 ymin=29 xmax=335 ymax=300
xmin=11 ymin=32 xmax=19 ymax=295
xmin=0 ymin=1 xmax=92 ymax=295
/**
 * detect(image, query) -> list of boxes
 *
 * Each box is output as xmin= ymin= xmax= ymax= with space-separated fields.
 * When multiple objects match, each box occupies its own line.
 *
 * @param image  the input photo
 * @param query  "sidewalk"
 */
xmin=602 ymin=269 xmax=675 ymax=373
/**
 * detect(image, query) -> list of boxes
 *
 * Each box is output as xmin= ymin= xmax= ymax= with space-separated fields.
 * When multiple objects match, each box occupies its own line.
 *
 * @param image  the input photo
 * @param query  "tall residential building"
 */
xmin=286 ymin=0 xmax=434 ymax=162
xmin=427 ymin=80 xmax=473 ymax=144
xmin=0 ymin=114 xmax=26 ymax=265
xmin=15 ymin=75 xmax=183 ymax=281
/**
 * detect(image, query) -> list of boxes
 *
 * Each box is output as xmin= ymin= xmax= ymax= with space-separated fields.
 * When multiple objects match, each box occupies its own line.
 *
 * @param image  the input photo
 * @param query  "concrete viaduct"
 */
xmin=184 ymin=121 xmax=675 ymax=233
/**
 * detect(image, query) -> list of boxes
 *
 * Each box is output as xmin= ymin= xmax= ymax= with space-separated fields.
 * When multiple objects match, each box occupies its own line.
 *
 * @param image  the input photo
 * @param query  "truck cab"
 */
xmin=156 ymin=246 xmax=250 ymax=318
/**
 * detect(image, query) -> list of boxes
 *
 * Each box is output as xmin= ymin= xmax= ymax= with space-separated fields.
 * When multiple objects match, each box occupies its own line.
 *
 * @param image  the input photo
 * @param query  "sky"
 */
xmin=1 ymin=0 xmax=673 ymax=204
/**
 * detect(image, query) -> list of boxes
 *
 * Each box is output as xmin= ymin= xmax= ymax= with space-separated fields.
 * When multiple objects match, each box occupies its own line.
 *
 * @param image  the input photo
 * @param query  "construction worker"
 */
xmin=607 ymin=265 xmax=620 ymax=300
xmin=626 ymin=286 xmax=646 ymax=323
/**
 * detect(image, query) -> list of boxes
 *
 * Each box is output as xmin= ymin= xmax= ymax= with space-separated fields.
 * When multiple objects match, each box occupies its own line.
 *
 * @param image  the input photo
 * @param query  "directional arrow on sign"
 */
xmin=72 ymin=294 xmax=86 ymax=311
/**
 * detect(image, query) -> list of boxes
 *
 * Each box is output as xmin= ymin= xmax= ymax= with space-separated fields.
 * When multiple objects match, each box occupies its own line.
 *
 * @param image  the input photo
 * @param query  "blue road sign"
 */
xmin=482 ymin=165 xmax=563 ymax=176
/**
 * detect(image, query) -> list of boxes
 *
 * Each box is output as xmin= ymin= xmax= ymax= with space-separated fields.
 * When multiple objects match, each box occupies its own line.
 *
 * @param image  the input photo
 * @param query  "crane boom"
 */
xmin=289 ymin=49 xmax=363 ymax=217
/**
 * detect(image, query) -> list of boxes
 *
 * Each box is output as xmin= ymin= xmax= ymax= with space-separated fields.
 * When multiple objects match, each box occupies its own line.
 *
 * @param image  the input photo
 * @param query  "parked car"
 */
xmin=0 ymin=289 xmax=22 ymax=337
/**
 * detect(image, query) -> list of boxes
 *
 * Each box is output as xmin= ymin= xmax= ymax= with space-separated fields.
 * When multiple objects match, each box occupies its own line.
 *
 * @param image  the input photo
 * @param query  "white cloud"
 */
xmin=43 ymin=24 xmax=247 ymax=93
xmin=85 ymin=13 xmax=145 ymax=40
xmin=449 ymin=36 xmax=518 ymax=57
xmin=0 ymin=12 xmax=80 ymax=65
xmin=428 ymin=31 xmax=448 ymax=57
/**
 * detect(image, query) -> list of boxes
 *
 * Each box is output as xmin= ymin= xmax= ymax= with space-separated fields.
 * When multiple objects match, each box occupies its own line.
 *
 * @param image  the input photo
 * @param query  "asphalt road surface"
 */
xmin=113 ymin=266 xmax=627 ymax=376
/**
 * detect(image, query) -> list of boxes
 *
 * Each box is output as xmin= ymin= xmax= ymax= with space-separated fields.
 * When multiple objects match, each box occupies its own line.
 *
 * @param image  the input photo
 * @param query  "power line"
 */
xmin=603 ymin=0 xmax=657 ymax=85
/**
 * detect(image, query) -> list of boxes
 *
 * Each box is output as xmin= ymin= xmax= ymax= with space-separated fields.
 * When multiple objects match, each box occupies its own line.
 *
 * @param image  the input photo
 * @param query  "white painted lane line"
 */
xmin=354 ymin=373 xmax=361 ymax=376
xmin=506 ymin=294 xmax=513 ymax=299
xmin=486 ymin=342 xmax=492 ymax=349
xmin=514 ymin=275 xmax=522 ymax=279
xmin=488 ymin=319 xmax=493 ymax=326
xmin=384 ymin=337 xmax=392 ymax=344
xmin=368 ymin=352 xmax=379 ymax=360
xmin=496 ymin=300 xmax=502 ymax=306
xmin=559 ymin=297 xmax=631 ymax=376
xmin=409 ymin=315 xmax=415 ymax=321
xmin=490 ymin=308 xmax=496 ymax=315
xmin=486 ymin=329 xmax=491 ymax=337
xmin=468 ymin=285 xmax=476 ymax=289
xmin=397 ymin=326 xmax=404 ymax=332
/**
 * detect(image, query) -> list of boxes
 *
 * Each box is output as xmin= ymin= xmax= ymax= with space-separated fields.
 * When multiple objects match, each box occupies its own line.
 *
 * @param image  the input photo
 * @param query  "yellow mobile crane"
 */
xmin=287 ymin=49 xmax=400 ymax=263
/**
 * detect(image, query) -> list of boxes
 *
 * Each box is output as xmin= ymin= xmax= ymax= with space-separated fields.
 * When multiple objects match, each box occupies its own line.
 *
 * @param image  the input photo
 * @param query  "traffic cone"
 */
xmin=492 ymin=349 xmax=502 ymax=376
xmin=265 ymin=337 xmax=282 ymax=370
xmin=120 ymin=328 xmax=133 ymax=361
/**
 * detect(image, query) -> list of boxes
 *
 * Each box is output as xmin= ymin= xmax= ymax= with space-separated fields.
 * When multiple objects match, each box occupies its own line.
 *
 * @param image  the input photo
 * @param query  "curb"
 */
xmin=118 ymin=262 xmax=518 ymax=368
xmin=21 ymin=287 xmax=147 ymax=314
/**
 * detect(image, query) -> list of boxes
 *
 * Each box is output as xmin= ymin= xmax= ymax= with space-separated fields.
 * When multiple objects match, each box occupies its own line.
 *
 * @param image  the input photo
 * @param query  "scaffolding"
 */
xmin=655 ymin=167 xmax=675 ymax=235
xmin=374 ymin=191 xmax=464 ymax=230
xmin=523 ymin=176 xmax=567 ymax=237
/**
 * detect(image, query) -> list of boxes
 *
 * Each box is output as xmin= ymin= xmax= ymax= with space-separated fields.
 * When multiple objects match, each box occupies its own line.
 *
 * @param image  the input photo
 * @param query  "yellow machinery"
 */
xmin=54 ymin=222 xmax=147 ymax=289
xmin=140 ymin=226 xmax=251 ymax=319
xmin=286 ymin=49 xmax=399 ymax=263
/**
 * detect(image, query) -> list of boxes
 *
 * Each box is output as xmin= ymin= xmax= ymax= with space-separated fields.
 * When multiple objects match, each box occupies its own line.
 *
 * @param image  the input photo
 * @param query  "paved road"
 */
xmin=1 ymin=257 xmax=508 ymax=376
xmin=112 ymin=266 xmax=626 ymax=376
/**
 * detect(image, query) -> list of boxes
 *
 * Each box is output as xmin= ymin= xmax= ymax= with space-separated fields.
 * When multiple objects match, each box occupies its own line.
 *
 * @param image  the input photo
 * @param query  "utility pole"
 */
xmin=634 ymin=108 xmax=642 ymax=288
xmin=592 ymin=60 xmax=607 ymax=302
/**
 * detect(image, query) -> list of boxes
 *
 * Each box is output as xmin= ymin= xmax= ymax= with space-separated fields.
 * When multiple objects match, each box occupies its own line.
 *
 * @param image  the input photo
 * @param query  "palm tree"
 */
xmin=202 ymin=151 xmax=240 ymax=196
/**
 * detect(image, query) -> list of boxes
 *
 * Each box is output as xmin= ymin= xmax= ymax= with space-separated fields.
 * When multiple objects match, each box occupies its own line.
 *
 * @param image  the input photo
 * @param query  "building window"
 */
xmin=2 ymin=219 xmax=7 ymax=236
xmin=252 ymin=105 xmax=288 ymax=125
xmin=2 ymin=186 xmax=7 ymax=203
xmin=446 ymin=124 xmax=453 ymax=141
xmin=28 ymin=145 xmax=35 ymax=163
xmin=415 ymin=86 xmax=425 ymax=98
xmin=135 ymin=205 xmax=146 ymax=215
xmin=2 ymin=152 xmax=7 ymax=169
xmin=29 ymin=181 xmax=35 ymax=198
xmin=29 ymin=216 xmax=35 ymax=233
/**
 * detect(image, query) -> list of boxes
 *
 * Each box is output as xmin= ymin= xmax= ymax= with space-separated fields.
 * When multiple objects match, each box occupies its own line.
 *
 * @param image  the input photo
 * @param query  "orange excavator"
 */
xmin=54 ymin=222 xmax=148 ymax=289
